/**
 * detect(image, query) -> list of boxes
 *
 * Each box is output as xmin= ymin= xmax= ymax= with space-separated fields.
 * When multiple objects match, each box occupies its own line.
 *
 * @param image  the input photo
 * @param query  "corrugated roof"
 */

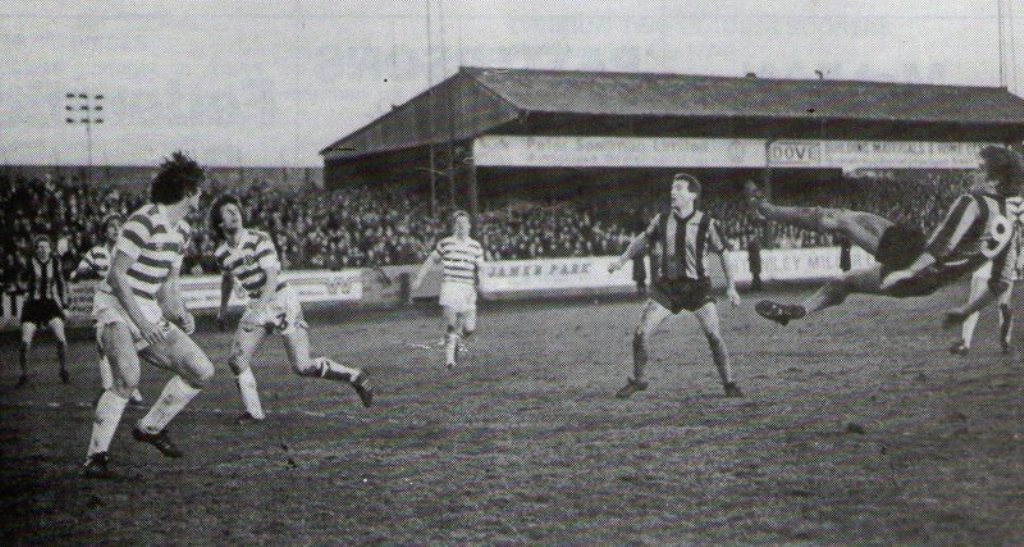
xmin=462 ymin=66 xmax=1024 ymax=124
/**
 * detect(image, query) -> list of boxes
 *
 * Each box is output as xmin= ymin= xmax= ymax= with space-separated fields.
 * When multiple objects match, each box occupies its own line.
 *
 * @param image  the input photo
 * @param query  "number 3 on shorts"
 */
xmin=274 ymin=312 xmax=288 ymax=332
xmin=982 ymin=215 xmax=1014 ymax=258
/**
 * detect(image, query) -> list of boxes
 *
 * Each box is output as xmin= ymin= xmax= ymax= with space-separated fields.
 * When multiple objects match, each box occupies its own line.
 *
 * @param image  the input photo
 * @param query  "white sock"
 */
xmin=236 ymin=368 xmax=265 ymax=419
xmin=961 ymin=312 xmax=980 ymax=347
xmin=98 ymin=356 xmax=114 ymax=390
xmin=130 ymin=388 xmax=144 ymax=403
xmin=316 ymin=357 xmax=360 ymax=382
xmin=445 ymin=333 xmax=459 ymax=365
xmin=137 ymin=376 xmax=201 ymax=434
xmin=88 ymin=390 xmax=129 ymax=457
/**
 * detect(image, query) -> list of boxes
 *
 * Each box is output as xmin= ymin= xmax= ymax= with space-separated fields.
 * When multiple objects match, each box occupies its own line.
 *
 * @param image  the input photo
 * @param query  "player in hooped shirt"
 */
xmin=71 ymin=214 xmax=144 ymax=406
xmin=746 ymin=145 xmax=1023 ymax=327
xmin=210 ymin=194 xmax=372 ymax=424
xmin=83 ymin=152 xmax=215 ymax=479
xmin=411 ymin=211 xmax=485 ymax=368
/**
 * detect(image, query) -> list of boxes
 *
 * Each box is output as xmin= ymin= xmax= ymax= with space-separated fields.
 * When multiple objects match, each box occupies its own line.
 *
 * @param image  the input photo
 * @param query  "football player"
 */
xmin=410 ymin=211 xmax=485 ymax=368
xmin=609 ymin=173 xmax=744 ymax=398
xmin=211 ymin=194 xmax=372 ymax=424
xmin=747 ymin=145 xmax=1022 ymax=327
xmin=71 ymin=214 xmax=145 ymax=405
xmin=84 ymin=152 xmax=215 ymax=478
xmin=16 ymin=235 xmax=69 ymax=387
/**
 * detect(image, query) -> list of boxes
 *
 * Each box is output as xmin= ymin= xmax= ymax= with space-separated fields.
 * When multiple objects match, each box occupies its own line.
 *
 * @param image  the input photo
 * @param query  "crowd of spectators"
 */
xmin=0 ymin=169 xmax=981 ymax=289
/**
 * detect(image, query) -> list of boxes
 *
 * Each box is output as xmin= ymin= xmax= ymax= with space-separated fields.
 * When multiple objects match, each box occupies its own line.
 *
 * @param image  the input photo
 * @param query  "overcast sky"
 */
xmin=2 ymin=0 xmax=1023 ymax=167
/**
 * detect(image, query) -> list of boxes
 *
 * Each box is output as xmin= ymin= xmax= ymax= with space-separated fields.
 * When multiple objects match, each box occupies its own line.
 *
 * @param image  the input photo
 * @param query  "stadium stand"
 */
xmin=0 ymin=169 xmax=978 ymax=289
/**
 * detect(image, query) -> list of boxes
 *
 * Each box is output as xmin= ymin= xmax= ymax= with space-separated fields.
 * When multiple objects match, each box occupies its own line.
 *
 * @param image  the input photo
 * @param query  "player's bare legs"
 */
xmin=95 ymin=334 xmax=143 ymax=406
xmin=228 ymin=325 xmax=269 ymax=422
xmin=744 ymin=181 xmax=892 ymax=254
xmin=616 ymin=299 xmax=672 ymax=398
xmin=693 ymin=302 xmax=743 ymax=397
xmin=17 ymin=322 xmax=36 ymax=387
xmin=84 ymin=322 xmax=142 ymax=478
xmin=282 ymin=324 xmax=373 ymax=408
xmin=456 ymin=309 xmax=477 ymax=363
xmin=954 ymin=278 xmax=1014 ymax=355
xmin=47 ymin=317 xmax=70 ymax=384
xmin=998 ymin=284 xmax=1014 ymax=352
xmin=131 ymin=326 xmax=215 ymax=458
xmin=758 ymin=265 xmax=884 ymax=325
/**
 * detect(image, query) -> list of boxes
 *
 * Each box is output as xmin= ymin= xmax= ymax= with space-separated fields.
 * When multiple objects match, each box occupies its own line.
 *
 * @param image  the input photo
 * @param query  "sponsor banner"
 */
xmin=180 ymin=270 xmax=363 ymax=310
xmin=768 ymin=140 xmax=994 ymax=169
xmin=473 ymin=135 xmax=992 ymax=170
xmin=724 ymin=246 xmax=876 ymax=283
xmin=483 ymin=256 xmax=635 ymax=293
xmin=481 ymin=248 xmax=878 ymax=294
xmin=0 ymin=270 xmax=364 ymax=328
xmin=473 ymin=136 xmax=766 ymax=168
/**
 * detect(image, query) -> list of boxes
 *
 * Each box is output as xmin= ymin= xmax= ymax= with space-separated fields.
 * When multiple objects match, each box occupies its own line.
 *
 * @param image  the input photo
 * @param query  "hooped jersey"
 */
xmin=214 ymin=228 xmax=284 ymax=298
xmin=100 ymin=204 xmax=190 ymax=308
xmin=434 ymin=236 xmax=484 ymax=286
xmin=76 ymin=244 xmax=113 ymax=281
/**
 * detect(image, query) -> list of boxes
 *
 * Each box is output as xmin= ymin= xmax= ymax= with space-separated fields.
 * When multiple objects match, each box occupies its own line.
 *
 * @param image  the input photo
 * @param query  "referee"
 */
xmin=17 ymin=235 xmax=69 ymax=388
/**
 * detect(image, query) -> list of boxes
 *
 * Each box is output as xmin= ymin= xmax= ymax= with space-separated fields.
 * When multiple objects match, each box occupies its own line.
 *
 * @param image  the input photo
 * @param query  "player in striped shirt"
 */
xmin=745 ymin=145 xmax=1023 ymax=327
xmin=608 ymin=173 xmax=744 ymax=399
xmin=71 ymin=215 xmax=145 ymax=406
xmin=17 ymin=236 xmax=69 ymax=387
xmin=411 ymin=211 xmax=485 ymax=368
xmin=950 ymin=194 xmax=1024 ymax=354
xmin=83 ymin=152 xmax=215 ymax=479
xmin=210 ymin=195 xmax=372 ymax=424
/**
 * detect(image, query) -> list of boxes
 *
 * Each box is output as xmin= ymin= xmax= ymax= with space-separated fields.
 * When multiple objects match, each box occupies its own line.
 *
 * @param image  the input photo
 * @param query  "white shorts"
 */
xmin=439 ymin=282 xmax=477 ymax=314
xmin=92 ymin=290 xmax=168 ymax=350
xmin=240 ymin=284 xmax=306 ymax=336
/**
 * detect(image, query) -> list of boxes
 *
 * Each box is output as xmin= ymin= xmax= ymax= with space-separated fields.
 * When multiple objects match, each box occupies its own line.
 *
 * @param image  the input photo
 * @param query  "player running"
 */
xmin=746 ymin=145 xmax=1023 ymax=326
xmin=410 ymin=211 xmax=484 ymax=369
xmin=83 ymin=152 xmax=215 ymax=479
xmin=70 ymin=214 xmax=145 ymax=406
xmin=949 ymin=194 xmax=1024 ymax=354
xmin=16 ymin=236 xmax=70 ymax=388
xmin=609 ymin=173 xmax=744 ymax=399
xmin=211 ymin=194 xmax=372 ymax=424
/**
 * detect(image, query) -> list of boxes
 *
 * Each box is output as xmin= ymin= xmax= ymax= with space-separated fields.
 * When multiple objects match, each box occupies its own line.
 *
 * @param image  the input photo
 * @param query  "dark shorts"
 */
xmin=876 ymin=224 xmax=927 ymax=278
xmin=20 ymin=298 xmax=65 ymax=325
xmin=651 ymin=278 xmax=714 ymax=314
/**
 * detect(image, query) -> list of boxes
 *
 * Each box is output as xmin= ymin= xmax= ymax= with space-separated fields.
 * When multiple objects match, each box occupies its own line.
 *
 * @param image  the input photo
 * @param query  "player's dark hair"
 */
xmin=150 ymin=151 xmax=204 ymax=205
xmin=980 ymin=145 xmax=1024 ymax=196
xmin=452 ymin=210 xmax=470 ymax=223
xmin=32 ymin=234 xmax=50 ymax=249
xmin=209 ymin=194 xmax=243 ymax=241
xmin=672 ymin=172 xmax=701 ymax=196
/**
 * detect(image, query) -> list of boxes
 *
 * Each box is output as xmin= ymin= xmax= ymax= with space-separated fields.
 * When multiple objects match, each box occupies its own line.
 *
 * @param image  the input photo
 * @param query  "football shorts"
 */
xmin=93 ymin=290 xmax=169 ymax=350
xmin=876 ymin=223 xmax=927 ymax=278
xmin=240 ymin=284 xmax=306 ymax=336
xmin=439 ymin=282 xmax=477 ymax=314
xmin=20 ymin=298 xmax=65 ymax=325
xmin=651 ymin=277 xmax=715 ymax=314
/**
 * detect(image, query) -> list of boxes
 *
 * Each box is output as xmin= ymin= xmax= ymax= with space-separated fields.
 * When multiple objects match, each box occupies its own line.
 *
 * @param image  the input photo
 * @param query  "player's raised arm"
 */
xmin=70 ymin=250 xmax=97 ymax=282
xmin=609 ymin=215 xmax=657 ymax=274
